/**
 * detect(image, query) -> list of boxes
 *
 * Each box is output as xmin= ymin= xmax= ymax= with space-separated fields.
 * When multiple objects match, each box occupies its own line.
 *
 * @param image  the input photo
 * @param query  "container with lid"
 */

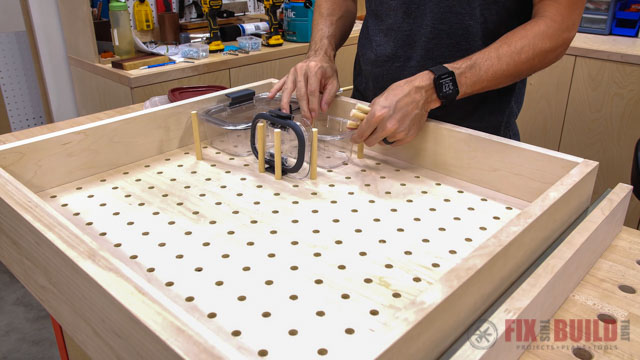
xmin=198 ymin=89 xmax=353 ymax=177
xmin=109 ymin=0 xmax=135 ymax=58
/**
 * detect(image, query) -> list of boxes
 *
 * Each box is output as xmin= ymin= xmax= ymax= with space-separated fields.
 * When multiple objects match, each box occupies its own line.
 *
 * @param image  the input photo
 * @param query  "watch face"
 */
xmin=436 ymin=73 xmax=459 ymax=101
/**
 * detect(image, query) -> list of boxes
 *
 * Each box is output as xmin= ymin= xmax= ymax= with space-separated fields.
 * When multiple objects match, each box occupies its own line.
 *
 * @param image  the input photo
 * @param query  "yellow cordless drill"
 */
xmin=259 ymin=0 xmax=284 ymax=47
xmin=202 ymin=0 xmax=225 ymax=53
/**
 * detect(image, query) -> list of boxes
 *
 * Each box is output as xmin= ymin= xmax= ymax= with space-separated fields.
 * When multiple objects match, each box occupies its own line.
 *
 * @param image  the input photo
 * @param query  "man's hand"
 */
xmin=268 ymin=55 xmax=340 ymax=123
xmin=351 ymin=71 xmax=441 ymax=147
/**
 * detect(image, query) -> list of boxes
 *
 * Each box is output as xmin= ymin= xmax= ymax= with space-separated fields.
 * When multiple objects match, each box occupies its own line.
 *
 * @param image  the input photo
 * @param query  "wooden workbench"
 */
xmin=67 ymin=32 xmax=359 ymax=117
xmin=521 ymin=226 xmax=640 ymax=360
xmin=0 ymin=96 xmax=637 ymax=360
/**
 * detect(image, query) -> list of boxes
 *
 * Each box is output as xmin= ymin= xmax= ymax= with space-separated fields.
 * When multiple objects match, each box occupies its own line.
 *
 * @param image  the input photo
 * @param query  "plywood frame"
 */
xmin=443 ymin=183 xmax=632 ymax=359
xmin=0 ymin=80 xmax=598 ymax=359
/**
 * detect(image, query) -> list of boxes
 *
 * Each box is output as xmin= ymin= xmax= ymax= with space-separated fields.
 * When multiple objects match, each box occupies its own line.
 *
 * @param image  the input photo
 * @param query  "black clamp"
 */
xmin=250 ymin=110 xmax=306 ymax=175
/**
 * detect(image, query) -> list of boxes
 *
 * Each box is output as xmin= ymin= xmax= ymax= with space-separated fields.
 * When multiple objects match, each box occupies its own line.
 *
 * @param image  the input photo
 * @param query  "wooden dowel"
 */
xmin=310 ymin=128 xmax=318 ymax=180
xmin=346 ymin=120 xmax=360 ymax=130
xmin=190 ymin=111 xmax=202 ymax=160
xmin=274 ymin=129 xmax=282 ymax=180
xmin=357 ymin=143 xmax=364 ymax=159
xmin=338 ymin=85 xmax=353 ymax=94
xmin=257 ymin=122 xmax=265 ymax=173
xmin=355 ymin=103 xmax=371 ymax=114
xmin=349 ymin=109 xmax=367 ymax=121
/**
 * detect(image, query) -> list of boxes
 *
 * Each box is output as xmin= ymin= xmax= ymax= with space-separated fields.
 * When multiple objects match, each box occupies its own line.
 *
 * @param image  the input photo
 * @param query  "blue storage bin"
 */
xmin=611 ymin=0 xmax=640 ymax=36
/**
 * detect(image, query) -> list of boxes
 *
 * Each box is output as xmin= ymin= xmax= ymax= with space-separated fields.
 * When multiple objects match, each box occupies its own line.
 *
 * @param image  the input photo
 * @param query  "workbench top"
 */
xmin=522 ymin=226 xmax=640 ymax=360
xmin=69 ymin=32 xmax=360 ymax=89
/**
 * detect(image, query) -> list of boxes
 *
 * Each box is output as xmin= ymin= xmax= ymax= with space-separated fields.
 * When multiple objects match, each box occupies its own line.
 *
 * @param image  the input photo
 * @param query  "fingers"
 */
xmin=307 ymin=73 xmax=321 ymax=121
xmin=364 ymin=122 xmax=394 ymax=147
xmin=351 ymin=108 xmax=380 ymax=144
xmin=268 ymin=76 xmax=287 ymax=99
xmin=320 ymin=79 xmax=340 ymax=113
xmin=279 ymin=72 xmax=297 ymax=114
xmin=295 ymin=71 xmax=311 ymax=120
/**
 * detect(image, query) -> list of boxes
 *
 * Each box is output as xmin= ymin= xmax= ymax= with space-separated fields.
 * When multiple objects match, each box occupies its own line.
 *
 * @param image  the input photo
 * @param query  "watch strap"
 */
xmin=428 ymin=64 xmax=451 ymax=77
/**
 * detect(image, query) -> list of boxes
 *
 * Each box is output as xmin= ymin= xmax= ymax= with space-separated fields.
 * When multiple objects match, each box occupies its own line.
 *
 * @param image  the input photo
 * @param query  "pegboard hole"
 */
xmin=289 ymin=295 xmax=298 ymax=300
xmin=237 ymin=295 xmax=247 ymax=301
xmin=316 ymin=311 xmax=326 ymax=317
xmin=571 ymin=347 xmax=593 ymax=360
xmin=231 ymin=330 xmax=242 ymax=337
xmin=318 ymin=348 xmax=328 ymax=356
xmin=369 ymin=309 xmax=379 ymax=316
xmin=261 ymin=311 xmax=271 ymax=318
xmin=392 ymin=292 xmax=401 ymax=298
xmin=618 ymin=284 xmax=636 ymax=294
xmin=597 ymin=313 xmax=617 ymax=325
xmin=165 ymin=281 xmax=174 ymax=287
xmin=288 ymin=329 xmax=298 ymax=336
xmin=258 ymin=350 xmax=268 ymax=357
xmin=207 ymin=312 xmax=217 ymax=319
xmin=341 ymin=293 xmax=350 ymax=299
xmin=432 ymin=263 xmax=440 ymax=268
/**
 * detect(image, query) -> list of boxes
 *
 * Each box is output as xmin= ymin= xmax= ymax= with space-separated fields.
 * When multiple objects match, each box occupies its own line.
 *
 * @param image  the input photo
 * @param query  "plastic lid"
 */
xmin=109 ymin=0 xmax=128 ymax=11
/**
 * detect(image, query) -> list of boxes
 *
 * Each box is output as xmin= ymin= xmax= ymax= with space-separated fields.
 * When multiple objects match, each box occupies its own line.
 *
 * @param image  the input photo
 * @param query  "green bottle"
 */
xmin=109 ymin=0 xmax=135 ymax=59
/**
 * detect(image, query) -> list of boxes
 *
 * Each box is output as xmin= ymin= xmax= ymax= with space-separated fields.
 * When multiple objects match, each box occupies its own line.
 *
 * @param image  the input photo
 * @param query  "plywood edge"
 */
xmin=445 ymin=183 xmax=632 ymax=359
xmin=377 ymin=159 xmax=598 ymax=359
xmin=0 ymin=168 xmax=251 ymax=359
xmin=0 ymin=80 xmax=278 ymax=193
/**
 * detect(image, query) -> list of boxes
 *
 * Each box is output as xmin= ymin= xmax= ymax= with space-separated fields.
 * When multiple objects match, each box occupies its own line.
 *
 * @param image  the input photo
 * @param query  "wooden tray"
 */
xmin=0 ymin=80 xmax=598 ymax=359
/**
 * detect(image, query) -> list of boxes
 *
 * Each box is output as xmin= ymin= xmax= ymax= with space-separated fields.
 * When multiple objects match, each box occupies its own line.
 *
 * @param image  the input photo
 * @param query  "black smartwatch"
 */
xmin=428 ymin=65 xmax=459 ymax=106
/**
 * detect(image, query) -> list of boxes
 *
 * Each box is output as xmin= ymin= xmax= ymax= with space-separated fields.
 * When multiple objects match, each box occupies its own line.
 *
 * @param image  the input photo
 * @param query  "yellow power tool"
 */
xmin=259 ymin=0 xmax=284 ymax=47
xmin=202 ymin=0 xmax=225 ymax=53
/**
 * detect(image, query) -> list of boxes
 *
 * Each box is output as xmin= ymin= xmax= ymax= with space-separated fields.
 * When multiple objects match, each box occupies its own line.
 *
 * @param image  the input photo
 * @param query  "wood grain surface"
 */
xmin=521 ymin=226 xmax=640 ymax=360
xmin=517 ymin=55 xmax=575 ymax=151
xmin=568 ymin=33 xmax=640 ymax=66
xmin=560 ymin=57 xmax=640 ymax=228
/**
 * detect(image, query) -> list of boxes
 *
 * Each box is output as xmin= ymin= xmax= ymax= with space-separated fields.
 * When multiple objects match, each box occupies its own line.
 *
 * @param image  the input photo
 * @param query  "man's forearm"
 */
xmin=308 ymin=0 xmax=357 ymax=59
xmin=443 ymin=0 xmax=584 ymax=101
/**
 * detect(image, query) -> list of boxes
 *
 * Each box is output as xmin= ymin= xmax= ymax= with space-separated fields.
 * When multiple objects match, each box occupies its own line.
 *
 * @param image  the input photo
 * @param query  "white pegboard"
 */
xmin=0 ymin=31 xmax=46 ymax=131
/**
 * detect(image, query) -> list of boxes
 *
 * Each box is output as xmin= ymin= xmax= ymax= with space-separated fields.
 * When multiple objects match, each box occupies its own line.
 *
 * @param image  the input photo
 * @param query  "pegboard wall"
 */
xmin=121 ymin=0 xmax=260 ymax=29
xmin=0 ymin=31 xmax=47 ymax=131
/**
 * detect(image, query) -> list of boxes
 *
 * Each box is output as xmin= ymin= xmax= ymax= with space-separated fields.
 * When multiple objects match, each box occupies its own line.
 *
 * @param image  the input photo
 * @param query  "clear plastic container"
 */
xmin=198 ymin=92 xmax=353 ymax=176
xmin=237 ymin=36 xmax=262 ymax=52
xmin=180 ymin=43 xmax=209 ymax=60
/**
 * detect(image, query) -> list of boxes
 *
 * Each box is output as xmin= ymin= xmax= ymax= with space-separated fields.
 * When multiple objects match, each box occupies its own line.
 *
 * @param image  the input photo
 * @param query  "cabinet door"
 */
xmin=131 ymin=70 xmax=230 ymax=104
xmin=516 ymin=55 xmax=575 ymax=151
xmin=229 ymin=55 xmax=306 ymax=87
xmin=560 ymin=57 xmax=640 ymax=228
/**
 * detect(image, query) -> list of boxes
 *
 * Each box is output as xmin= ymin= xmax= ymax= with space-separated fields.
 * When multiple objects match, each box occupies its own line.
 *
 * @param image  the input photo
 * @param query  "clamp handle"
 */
xmin=250 ymin=110 xmax=306 ymax=175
